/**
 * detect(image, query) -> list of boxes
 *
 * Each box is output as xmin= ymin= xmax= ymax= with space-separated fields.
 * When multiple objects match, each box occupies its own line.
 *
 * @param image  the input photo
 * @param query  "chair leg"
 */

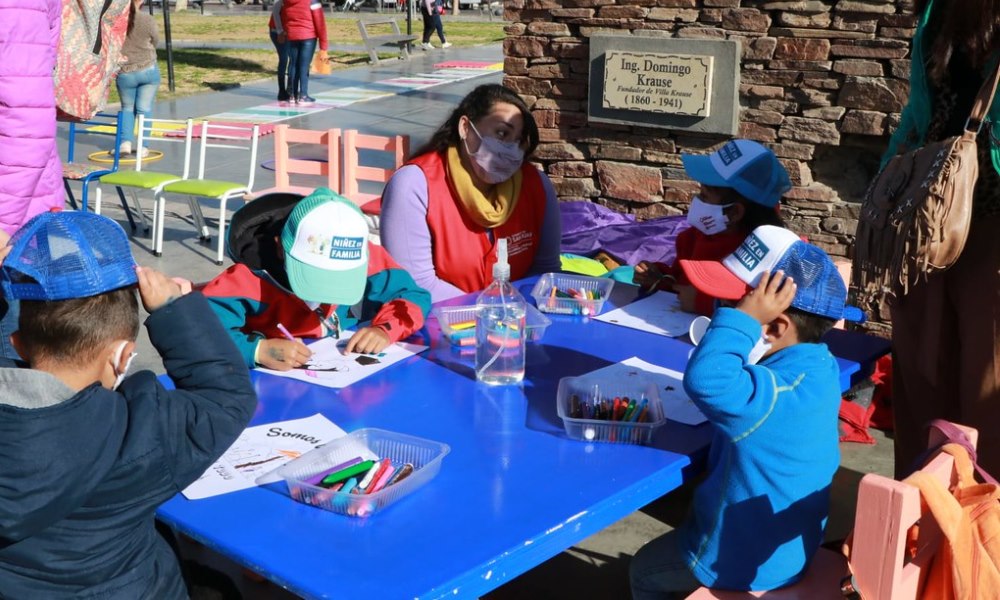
xmin=80 ymin=179 xmax=90 ymax=213
xmin=154 ymin=191 xmax=167 ymax=257
xmin=64 ymin=179 xmax=79 ymax=210
xmin=216 ymin=195 xmax=229 ymax=266
xmin=127 ymin=189 xmax=151 ymax=233
xmin=186 ymin=196 xmax=210 ymax=242
xmin=94 ymin=184 xmax=102 ymax=215
xmin=115 ymin=186 xmax=139 ymax=233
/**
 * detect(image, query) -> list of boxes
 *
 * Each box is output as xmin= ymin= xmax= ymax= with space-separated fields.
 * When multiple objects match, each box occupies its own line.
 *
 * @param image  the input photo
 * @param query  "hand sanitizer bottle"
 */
xmin=475 ymin=238 xmax=527 ymax=385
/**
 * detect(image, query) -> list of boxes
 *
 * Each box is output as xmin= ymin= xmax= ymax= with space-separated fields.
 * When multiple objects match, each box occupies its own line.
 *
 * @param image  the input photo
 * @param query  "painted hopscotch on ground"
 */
xmin=203 ymin=61 xmax=503 ymax=124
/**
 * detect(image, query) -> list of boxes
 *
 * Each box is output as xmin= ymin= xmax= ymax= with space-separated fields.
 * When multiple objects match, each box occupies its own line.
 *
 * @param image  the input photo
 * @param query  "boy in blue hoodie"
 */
xmin=630 ymin=225 xmax=864 ymax=597
xmin=0 ymin=212 xmax=256 ymax=598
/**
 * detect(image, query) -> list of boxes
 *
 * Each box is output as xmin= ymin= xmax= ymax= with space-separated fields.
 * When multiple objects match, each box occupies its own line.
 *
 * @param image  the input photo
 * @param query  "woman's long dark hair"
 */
xmin=916 ymin=0 xmax=1000 ymax=82
xmin=410 ymin=84 xmax=540 ymax=159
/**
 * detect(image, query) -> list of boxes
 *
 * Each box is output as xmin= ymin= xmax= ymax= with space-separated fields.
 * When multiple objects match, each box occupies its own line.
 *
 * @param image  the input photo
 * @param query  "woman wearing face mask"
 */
xmin=633 ymin=139 xmax=790 ymax=315
xmin=380 ymin=84 xmax=562 ymax=302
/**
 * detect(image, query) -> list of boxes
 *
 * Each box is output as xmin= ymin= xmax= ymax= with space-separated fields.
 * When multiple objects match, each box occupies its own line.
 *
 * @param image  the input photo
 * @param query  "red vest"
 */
xmin=411 ymin=150 xmax=546 ymax=294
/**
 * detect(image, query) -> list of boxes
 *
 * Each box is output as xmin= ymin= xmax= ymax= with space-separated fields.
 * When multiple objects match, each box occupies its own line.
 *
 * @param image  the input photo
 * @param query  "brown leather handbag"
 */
xmin=853 ymin=63 xmax=1000 ymax=305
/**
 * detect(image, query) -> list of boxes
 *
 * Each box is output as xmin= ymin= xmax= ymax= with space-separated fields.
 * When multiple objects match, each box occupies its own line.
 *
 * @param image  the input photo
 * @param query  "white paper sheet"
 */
xmin=256 ymin=334 xmax=428 ymax=389
xmin=182 ymin=414 xmax=347 ymax=500
xmin=584 ymin=357 xmax=706 ymax=426
xmin=594 ymin=291 xmax=700 ymax=338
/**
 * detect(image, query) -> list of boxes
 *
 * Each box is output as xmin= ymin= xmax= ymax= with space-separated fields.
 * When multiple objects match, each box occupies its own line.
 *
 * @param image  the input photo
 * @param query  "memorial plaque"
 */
xmin=602 ymin=51 xmax=714 ymax=117
xmin=589 ymin=36 xmax=740 ymax=135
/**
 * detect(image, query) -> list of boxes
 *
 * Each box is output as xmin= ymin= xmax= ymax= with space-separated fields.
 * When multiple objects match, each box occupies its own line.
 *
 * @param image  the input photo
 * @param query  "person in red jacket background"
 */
xmin=279 ymin=0 xmax=328 ymax=105
xmin=633 ymin=140 xmax=790 ymax=315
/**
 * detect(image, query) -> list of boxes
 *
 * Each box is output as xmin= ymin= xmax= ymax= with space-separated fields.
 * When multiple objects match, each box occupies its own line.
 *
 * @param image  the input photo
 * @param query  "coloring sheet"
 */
xmin=182 ymin=414 xmax=350 ymax=500
xmin=257 ymin=334 xmax=428 ymax=389
xmin=594 ymin=291 xmax=699 ymax=338
xmin=584 ymin=357 xmax=706 ymax=426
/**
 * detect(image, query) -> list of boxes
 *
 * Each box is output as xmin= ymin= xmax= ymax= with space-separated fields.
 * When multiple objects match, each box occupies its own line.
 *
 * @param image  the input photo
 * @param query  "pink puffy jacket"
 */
xmin=0 ymin=0 xmax=63 ymax=237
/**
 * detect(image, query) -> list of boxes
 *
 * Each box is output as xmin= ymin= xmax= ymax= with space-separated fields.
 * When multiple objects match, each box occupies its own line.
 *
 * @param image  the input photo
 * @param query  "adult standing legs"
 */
xmin=269 ymin=30 xmax=290 ymax=101
xmin=420 ymin=6 xmax=434 ymax=48
xmin=431 ymin=10 xmax=447 ymax=45
xmin=116 ymin=71 xmax=141 ymax=154
xmin=131 ymin=65 xmax=160 ymax=156
xmin=294 ymin=37 xmax=317 ymax=102
xmin=286 ymin=41 xmax=302 ymax=101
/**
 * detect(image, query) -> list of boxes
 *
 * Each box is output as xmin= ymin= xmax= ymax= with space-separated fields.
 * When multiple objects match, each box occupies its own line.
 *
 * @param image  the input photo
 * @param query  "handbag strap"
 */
xmin=906 ymin=419 xmax=1000 ymax=485
xmin=964 ymin=57 xmax=1000 ymax=135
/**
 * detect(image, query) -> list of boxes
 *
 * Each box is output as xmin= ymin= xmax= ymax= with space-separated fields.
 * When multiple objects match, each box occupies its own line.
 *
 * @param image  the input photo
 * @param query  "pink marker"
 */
xmin=367 ymin=464 xmax=397 ymax=494
xmin=276 ymin=323 xmax=296 ymax=342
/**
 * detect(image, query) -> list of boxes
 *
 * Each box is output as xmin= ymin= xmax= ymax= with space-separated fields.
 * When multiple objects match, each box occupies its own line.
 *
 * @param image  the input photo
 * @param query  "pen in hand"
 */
xmin=277 ymin=323 xmax=296 ymax=342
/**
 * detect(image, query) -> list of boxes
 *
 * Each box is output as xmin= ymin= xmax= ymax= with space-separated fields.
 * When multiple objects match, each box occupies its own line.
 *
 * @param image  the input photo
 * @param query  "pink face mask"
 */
xmin=463 ymin=120 xmax=525 ymax=184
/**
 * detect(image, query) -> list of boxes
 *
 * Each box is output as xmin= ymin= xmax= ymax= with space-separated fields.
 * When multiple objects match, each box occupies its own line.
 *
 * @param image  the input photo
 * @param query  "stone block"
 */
xmin=648 ymin=7 xmax=700 ymax=20
xmin=835 ymin=0 xmax=894 ymax=13
xmin=889 ymin=59 xmax=911 ymax=78
xmin=774 ymin=37 xmax=831 ymax=60
xmin=802 ymin=106 xmax=846 ymax=120
xmin=838 ymin=76 xmax=908 ymax=112
xmin=526 ymin=22 xmax=573 ymax=36
xmin=676 ymin=26 xmax=729 ymax=38
xmin=770 ymin=26 xmax=872 ymax=39
xmin=742 ymin=84 xmax=786 ymax=99
xmin=596 ymin=161 xmax=663 ymax=202
xmin=830 ymin=39 xmax=910 ymax=59
xmin=756 ymin=99 xmax=801 ymax=113
xmin=505 ymin=23 xmax=527 ymax=36
xmin=742 ymin=108 xmax=785 ymax=125
xmin=598 ymin=5 xmax=649 ymax=17
xmin=594 ymin=144 xmax=643 ymax=161
xmin=779 ymin=116 xmax=842 ymax=144
xmin=769 ymin=60 xmax=833 ymax=71
xmin=831 ymin=16 xmax=878 ymax=33
xmin=841 ymin=109 xmax=886 ymax=135
xmin=549 ymin=8 xmax=595 ymax=17
xmin=535 ymin=142 xmax=586 ymax=160
xmin=777 ymin=11 xmax=832 ymax=27
xmin=760 ymin=0 xmax=830 ymax=10
xmin=833 ymin=59 xmax=884 ymax=76
xmin=504 ymin=57 xmax=529 ymax=76
xmin=549 ymin=161 xmax=594 ymax=177
xmin=722 ymin=7 xmax=771 ymax=31
xmin=550 ymin=176 xmax=600 ymax=198
xmin=504 ymin=37 xmax=549 ymax=58
xmin=766 ymin=141 xmax=816 ymax=160
xmin=734 ymin=35 xmax=778 ymax=60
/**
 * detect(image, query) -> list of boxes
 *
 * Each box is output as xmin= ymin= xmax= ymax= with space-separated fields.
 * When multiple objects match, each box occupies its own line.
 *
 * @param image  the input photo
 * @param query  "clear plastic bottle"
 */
xmin=475 ymin=238 xmax=527 ymax=385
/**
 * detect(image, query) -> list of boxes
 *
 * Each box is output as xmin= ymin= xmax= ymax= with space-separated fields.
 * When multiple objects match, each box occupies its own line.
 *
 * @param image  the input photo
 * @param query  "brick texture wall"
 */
xmin=503 ymin=0 xmax=917 ymax=261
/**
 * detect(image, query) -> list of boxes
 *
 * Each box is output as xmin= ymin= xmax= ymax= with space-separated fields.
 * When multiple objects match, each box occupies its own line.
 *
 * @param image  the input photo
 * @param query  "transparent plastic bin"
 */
xmin=556 ymin=376 xmax=665 ymax=445
xmin=432 ymin=303 xmax=552 ymax=347
xmin=530 ymin=273 xmax=615 ymax=316
xmin=275 ymin=428 xmax=450 ymax=517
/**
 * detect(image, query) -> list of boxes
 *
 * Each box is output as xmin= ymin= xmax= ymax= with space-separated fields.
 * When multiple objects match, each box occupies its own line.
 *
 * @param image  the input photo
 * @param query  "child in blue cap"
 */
xmin=630 ymin=225 xmax=864 ymax=597
xmin=634 ymin=139 xmax=791 ymax=315
xmin=0 ymin=211 xmax=256 ymax=598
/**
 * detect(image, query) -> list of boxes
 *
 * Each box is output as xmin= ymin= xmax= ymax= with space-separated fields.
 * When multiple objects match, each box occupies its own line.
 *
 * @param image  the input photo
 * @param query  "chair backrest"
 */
xmin=849 ymin=423 xmax=980 ymax=599
xmin=193 ymin=121 xmax=261 ymax=191
xmin=273 ymin=125 xmax=342 ymax=192
xmin=66 ymin=111 xmax=125 ymax=171
xmin=342 ymin=129 xmax=409 ymax=205
xmin=135 ymin=116 xmax=195 ymax=177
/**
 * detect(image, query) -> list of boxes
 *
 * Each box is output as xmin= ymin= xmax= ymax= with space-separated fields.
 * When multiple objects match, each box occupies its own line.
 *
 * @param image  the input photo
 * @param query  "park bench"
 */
xmin=356 ymin=18 xmax=417 ymax=65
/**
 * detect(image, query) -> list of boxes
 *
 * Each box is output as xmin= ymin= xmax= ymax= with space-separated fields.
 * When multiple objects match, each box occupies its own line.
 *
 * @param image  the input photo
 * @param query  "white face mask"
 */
xmin=689 ymin=316 xmax=772 ymax=365
xmin=686 ymin=196 xmax=733 ymax=236
xmin=111 ymin=341 xmax=138 ymax=391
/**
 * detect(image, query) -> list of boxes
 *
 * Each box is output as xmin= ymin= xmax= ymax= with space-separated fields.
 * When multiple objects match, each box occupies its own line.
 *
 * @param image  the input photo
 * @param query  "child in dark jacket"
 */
xmin=0 ymin=212 xmax=256 ymax=599
xmin=633 ymin=140 xmax=790 ymax=315
xmin=202 ymin=189 xmax=432 ymax=371
xmin=630 ymin=225 xmax=865 ymax=597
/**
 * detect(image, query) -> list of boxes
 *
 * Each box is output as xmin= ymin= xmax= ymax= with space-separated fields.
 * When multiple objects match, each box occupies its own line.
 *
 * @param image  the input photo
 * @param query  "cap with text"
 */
xmin=679 ymin=225 xmax=865 ymax=322
xmin=681 ymin=139 xmax=791 ymax=208
xmin=281 ymin=188 xmax=369 ymax=305
xmin=1 ymin=211 xmax=138 ymax=301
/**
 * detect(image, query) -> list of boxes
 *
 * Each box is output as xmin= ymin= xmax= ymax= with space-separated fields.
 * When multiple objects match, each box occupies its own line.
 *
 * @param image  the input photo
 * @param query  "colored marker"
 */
xmin=352 ymin=459 xmax=381 ymax=493
xmin=368 ymin=464 xmax=396 ymax=494
xmin=450 ymin=320 xmax=476 ymax=331
xmin=304 ymin=456 xmax=363 ymax=486
xmin=630 ymin=399 xmax=648 ymax=422
xmin=276 ymin=323 xmax=296 ymax=342
xmin=386 ymin=463 xmax=414 ymax=487
xmin=622 ymin=398 xmax=638 ymax=422
xmin=318 ymin=459 xmax=376 ymax=489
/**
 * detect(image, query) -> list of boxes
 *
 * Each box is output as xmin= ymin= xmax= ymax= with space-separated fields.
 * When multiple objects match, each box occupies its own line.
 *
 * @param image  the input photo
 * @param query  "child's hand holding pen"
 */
xmin=344 ymin=326 xmax=390 ymax=355
xmin=258 ymin=324 xmax=313 ymax=371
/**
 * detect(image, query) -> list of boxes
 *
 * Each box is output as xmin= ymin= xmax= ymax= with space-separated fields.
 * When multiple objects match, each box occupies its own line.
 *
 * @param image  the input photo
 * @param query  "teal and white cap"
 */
xmin=280 ymin=188 xmax=369 ymax=305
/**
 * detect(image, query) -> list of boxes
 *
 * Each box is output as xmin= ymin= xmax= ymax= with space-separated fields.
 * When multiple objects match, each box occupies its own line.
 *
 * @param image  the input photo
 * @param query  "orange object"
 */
xmin=247 ymin=125 xmax=341 ymax=199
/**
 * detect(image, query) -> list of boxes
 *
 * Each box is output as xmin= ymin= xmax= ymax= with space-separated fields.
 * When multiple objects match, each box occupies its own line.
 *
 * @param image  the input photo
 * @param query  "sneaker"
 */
xmin=441 ymin=42 xmax=452 ymax=49
xmin=138 ymin=147 xmax=150 ymax=159
xmin=118 ymin=141 xmax=132 ymax=155
xmin=277 ymin=91 xmax=290 ymax=102
xmin=298 ymin=96 xmax=316 ymax=105
xmin=421 ymin=42 xmax=434 ymax=50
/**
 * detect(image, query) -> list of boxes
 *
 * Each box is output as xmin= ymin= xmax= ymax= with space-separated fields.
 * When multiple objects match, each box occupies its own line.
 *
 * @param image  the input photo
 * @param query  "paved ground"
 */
xmin=60 ymin=42 xmax=895 ymax=599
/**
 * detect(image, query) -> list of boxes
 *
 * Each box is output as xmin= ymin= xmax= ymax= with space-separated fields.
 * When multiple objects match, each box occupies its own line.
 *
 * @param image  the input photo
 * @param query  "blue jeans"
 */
xmin=421 ymin=8 xmax=445 ymax=44
xmin=286 ymin=38 xmax=317 ymax=99
xmin=0 ymin=297 xmax=20 ymax=361
xmin=269 ymin=29 xmax=290 ymax=97
xmin=116 ymin=64 xmax=161 ymax=145
xmin=630 ymin=529 xmax=702 ymax=599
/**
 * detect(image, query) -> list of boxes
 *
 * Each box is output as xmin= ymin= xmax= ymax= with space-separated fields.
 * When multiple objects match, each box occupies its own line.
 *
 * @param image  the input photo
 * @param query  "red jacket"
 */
xmin=279 ymin=0 xmax=328 ymax=49
xmin=657 ymin=228 xmax=746 ymax=316
xmin=411 ymin=150 xmax=546 ymax=294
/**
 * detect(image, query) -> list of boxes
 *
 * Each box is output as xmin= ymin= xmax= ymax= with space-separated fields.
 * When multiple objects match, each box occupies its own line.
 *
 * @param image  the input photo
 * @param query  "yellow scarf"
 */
xmin=446 ymin=145 xmax=522 ymax=229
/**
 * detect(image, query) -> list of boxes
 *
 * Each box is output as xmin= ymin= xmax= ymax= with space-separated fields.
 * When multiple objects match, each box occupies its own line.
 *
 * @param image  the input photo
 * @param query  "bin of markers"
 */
xmin=432 ymin=303 xmax=552 ymax=348
xmin=555 ymin=376 xmax=665 ymax=445
xmin=530 ymin=273 xmax=615 ymax=316
xmin=274 ymin=428 xmax=450 ymax=517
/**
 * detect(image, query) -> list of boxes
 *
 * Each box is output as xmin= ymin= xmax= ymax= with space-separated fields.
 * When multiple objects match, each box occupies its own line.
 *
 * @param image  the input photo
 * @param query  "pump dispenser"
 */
xmin=474 ymin=238 xmax=527 ymax=385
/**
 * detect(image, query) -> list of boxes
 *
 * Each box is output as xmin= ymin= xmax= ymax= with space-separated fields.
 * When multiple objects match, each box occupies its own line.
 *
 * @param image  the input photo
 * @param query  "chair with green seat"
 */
xmin=98 ymin=115 xmax=195 ymax=250
xmin=62 ymin=111 xmax=138 ymax=232
xmin=156 ymin=121 xmax=261 ymax=265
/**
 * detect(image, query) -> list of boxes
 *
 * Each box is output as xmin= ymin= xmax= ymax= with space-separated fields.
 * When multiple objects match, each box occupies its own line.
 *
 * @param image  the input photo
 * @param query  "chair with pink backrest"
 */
xmin=248 ymin=125 xmax=341 ymax=199
xmin=342 ymin=129 xmax=408 ymax=243
xmin=685 ymin=421 xmax=978 ymax=600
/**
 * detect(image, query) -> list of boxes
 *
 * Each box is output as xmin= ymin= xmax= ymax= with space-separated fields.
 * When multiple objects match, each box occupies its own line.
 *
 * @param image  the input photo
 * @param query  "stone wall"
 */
xmin=503 ymin=0 xmax=917 ymax=260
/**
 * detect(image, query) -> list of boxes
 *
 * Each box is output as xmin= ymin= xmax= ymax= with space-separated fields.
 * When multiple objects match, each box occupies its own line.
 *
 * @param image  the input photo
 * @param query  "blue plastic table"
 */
xmin=156 ymin=281 xmax=876 ymax=599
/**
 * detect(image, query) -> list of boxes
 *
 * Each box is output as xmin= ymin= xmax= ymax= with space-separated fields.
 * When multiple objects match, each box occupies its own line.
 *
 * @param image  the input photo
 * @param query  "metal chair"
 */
xmin=62 ymin=111 xmax=138 ymax=231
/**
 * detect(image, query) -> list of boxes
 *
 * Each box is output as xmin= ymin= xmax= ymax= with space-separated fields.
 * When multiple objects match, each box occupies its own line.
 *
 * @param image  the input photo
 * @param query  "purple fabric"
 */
xmin=559 ymin=201 xmax=691 ymax=267
xmin=0 ymin=0 xmax=63 ymax=236
xmin=380 ymin=164 xmax=562 ymax=303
